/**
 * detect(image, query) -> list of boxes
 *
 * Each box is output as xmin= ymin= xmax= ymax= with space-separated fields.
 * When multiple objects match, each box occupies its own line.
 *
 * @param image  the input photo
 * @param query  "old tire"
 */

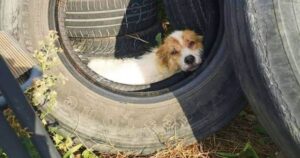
xmin=225 ymin=0 xmax=300 ymax=157
xmin=0 ymin=0 xmax=245 ymax=154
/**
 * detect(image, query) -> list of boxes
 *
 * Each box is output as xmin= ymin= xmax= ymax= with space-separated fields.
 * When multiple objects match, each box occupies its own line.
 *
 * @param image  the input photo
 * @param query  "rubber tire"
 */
xmin=65 ymin=0 xmax=158 ymax=38
xmin=0 ymin=0 xmax=245 ymax=154
xmin=225 ymin=0 xmax=300 ymax=157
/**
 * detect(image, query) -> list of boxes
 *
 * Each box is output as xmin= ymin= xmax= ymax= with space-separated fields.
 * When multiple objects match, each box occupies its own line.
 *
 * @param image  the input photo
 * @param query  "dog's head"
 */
xmin=156 ymin=30 xmax=204 ymax=72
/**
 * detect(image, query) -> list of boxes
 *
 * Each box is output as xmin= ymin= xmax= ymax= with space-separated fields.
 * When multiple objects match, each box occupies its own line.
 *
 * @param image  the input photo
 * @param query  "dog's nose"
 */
xmin=184 ymin=55 xmax=195 ymax=65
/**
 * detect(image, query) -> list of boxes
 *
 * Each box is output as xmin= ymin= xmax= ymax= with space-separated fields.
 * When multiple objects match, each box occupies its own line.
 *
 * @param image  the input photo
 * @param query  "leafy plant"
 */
xmin=63 ymin=144 xmax=83 ymax=158
xmin=216 ymin=142 xmax=259 ymax=158
xmin=29 ymin=31 xmax=98 ymax=158
xmin=26 ymin=31 xmax=61 ymax=108
xmin=25 ymin=31 xmax=63 ymax=126
xmin=34 ymin=31 xmax=62 ymax=72
xmin=254 ymin=124 xmax=268 ymax=136
xmin=155 ymin=33 xmax=162 ymax=45
xmin=21 ymin=137 xmax=40 ymax=158
xmin=82 ymin=149 xmax=98 ymax=158
xmin=0 ymin=149 xmax=7 ymax=158
xmin=54 ymin=134 xmax=74 ymax=153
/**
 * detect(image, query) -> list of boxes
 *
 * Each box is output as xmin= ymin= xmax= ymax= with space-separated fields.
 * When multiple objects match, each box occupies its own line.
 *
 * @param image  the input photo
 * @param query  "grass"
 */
xmin=202 ymin=107 xmax=278 ymax=158
xmin=0 ymin=149 xmax=7 ymax=158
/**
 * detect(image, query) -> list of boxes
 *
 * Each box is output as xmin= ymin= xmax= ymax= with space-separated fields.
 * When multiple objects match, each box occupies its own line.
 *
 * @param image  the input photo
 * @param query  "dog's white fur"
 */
xmin=88 ymin=51 xmax=174 ymax=85
xmin=88 ymin=30 xmax=203 ymax=85
xmin=170 ymin=31 xmax=185 ymax=45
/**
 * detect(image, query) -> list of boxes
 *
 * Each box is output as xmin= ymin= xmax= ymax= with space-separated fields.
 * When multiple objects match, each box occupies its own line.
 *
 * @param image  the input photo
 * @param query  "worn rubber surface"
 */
xmin=0 ymin=0 xmax=245 ymax=154
xmin=225 ymin=0 xmax=300 ymax=157
xmin=65 ymin=0 xmax=157 ymax=38
xmin=70 ymin=23 xmax=161 ymax=59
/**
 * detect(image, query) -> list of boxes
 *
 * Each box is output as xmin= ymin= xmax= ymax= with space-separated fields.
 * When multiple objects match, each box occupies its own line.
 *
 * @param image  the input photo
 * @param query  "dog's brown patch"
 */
xmin=182 ymin=30 xmax=203 ymax=50
xmin=156 ymin=36 xmax=182 ymax=72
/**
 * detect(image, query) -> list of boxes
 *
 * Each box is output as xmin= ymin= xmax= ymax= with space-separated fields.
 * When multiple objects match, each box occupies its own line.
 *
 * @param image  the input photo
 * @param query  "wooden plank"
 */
xmin=0 ymin=31 xmax=36 ymax=78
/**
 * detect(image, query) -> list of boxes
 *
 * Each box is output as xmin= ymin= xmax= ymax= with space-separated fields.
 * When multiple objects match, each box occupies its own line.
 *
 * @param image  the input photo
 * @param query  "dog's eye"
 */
xmin=171 ymin=50 xmax=178 ymax=55
xmin=188 ymin=41 xmax=196 ymax=48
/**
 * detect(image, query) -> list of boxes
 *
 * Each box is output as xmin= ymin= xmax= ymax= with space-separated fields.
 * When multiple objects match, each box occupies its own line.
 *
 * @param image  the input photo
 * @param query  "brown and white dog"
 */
xmin=88 ymin=30 xmax=204 ymax=85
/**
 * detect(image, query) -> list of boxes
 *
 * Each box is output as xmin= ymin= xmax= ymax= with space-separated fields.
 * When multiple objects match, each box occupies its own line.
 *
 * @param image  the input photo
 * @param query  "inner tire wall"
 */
xmin=70 ymin=23 xmax=162 ymax=59
xmin=65 ymin=0 xmax=158 ymax=38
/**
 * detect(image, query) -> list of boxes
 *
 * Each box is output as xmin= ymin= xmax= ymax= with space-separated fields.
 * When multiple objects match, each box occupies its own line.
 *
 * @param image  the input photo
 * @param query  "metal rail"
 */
xmin=0 ymin=56 xmax=61 ymax=158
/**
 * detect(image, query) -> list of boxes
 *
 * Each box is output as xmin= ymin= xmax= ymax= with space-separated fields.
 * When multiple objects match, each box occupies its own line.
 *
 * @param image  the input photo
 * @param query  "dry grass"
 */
xmin=80 ymin=106 xmax=278 ymax=158
xmin=3 ymin=109 xmax=31 ymax=138
xmin=202 ymin=106 xmax=279 ymax=158
xmin=150 ymin=142 xmax=210 ymax=158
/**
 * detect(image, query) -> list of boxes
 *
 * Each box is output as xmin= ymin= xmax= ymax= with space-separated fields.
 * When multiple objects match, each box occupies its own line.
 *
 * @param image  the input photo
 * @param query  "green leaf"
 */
xmin=155 ymin=33 xmax=162 ymax=44
xmin=63 ymin=144 xmax=82 ymax=158
xmin=21 ymin=137 xmax=41 ymax=158
xmin=0 ymin=148 xmax=8 ymax=158
xmin=216 ymin=152 xmax=239 ymax=158
xmin=48 ymin=126 xmax=58 ymax=134
xmin=216 ymin=143 xmax=259 ymax=158
xmin=65 ymin=137 xmax=74 ymax=149
xmin=239 ymin=142 xmax=259 ymax=158
xmin=82 ymin=149 xmax=98 ymax=158
xmin=53 ymin=133 xmax=64 ymax=145
xmin=254 ymin=124 xmax=268 ymax=136
xmin=239 ymin=111 xmax=247 ymax=117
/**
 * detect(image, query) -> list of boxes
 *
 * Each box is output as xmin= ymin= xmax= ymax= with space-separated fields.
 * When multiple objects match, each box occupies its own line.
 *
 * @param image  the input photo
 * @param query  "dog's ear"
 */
xmin=156 ymin=44 xmax=170 ymax=68
xmin=198 ymin=35 xmax=204 ymax=42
